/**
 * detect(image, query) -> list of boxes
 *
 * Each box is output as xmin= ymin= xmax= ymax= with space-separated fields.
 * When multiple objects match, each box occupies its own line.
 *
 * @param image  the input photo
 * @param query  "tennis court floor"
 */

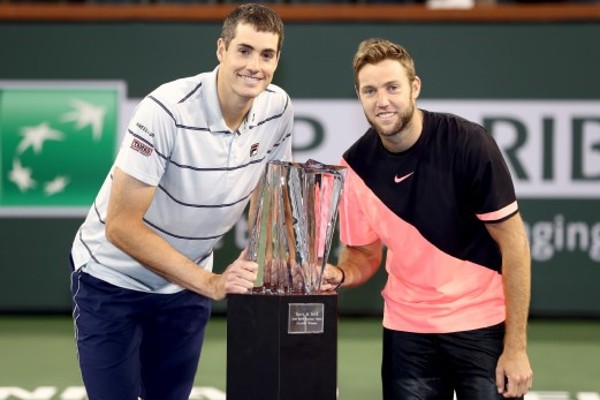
xmin=0 ymin=316 xmax=598 ymax=399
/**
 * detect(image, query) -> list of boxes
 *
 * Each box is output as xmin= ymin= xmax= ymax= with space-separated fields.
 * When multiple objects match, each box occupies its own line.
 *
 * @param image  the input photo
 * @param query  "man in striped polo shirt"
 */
xmin=323 ymin=39 xmax=533 ymax=399
xmin=69 ymin=4 xmax=293 ymax=399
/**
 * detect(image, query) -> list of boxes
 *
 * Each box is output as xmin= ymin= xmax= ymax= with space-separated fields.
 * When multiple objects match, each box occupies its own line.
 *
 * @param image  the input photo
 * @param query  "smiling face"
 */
xmin=216 ymin=22 xmax=280 ymax=106
xmin=356 ymin=59 xmax=421 ymax=148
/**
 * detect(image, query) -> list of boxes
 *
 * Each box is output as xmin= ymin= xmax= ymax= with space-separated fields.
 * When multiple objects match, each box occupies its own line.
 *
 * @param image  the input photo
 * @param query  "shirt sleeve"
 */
xmin=463 ymin=128 xmax=518 ymax=221
xmin=338 ymin=159 xmax=379 ymax=246
xmin=114 ymin=96 xmax=175 ymax=186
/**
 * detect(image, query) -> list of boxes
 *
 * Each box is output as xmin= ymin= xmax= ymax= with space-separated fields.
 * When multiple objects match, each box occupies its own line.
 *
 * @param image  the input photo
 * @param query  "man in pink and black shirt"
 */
xmin=323 ymin=38 xmax=533 ymax=400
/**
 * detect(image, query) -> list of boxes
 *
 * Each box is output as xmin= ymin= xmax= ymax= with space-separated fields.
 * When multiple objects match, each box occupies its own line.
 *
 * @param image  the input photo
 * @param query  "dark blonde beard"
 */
xmin=366 ymin=101 xmax=416 ymax=139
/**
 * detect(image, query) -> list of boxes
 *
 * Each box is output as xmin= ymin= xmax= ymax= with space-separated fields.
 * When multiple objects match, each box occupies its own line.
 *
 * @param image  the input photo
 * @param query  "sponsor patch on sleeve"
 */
xmin=130 ymin=138 xmax=153 ymax=157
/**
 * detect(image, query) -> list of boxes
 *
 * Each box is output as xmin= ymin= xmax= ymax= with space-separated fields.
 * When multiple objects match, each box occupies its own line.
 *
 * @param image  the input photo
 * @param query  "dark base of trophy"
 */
xmin=226 ymin=293 xmax=338 ymax=400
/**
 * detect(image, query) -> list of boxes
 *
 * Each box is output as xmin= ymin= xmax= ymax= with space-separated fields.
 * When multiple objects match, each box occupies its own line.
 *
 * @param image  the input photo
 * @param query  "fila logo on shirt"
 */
xmin=250 ymin=143 xmax=259 ymax=157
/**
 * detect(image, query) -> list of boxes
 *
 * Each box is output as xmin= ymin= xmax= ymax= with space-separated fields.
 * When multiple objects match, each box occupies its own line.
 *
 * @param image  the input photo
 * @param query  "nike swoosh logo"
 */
xmin=394 ymin=172 xmax=414 ymax=183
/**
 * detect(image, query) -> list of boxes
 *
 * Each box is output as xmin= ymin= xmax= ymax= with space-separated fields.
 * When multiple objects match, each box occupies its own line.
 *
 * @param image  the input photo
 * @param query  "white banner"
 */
xmin=123 ymin=99 xmax=600 ymax=199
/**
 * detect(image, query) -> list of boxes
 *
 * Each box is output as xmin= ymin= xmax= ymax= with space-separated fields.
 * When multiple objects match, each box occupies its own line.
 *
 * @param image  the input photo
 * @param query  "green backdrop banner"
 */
xmin=0 ymin=21 xmax=598 ymax=316
xmin=0 ymin=83 xmax=122 ymax=211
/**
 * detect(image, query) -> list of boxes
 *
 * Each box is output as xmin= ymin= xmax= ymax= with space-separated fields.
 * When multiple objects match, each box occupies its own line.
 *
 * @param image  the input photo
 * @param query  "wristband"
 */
xmin=333 ymin=266 xmax=345 ymax=291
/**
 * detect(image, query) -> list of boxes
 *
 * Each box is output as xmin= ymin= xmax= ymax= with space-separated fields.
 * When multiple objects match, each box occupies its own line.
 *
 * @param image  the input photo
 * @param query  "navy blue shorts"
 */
xmin=382 ymin=323 xmax=523 ymax=400
xmin=70 ymin=269 xmax=212 ymax=400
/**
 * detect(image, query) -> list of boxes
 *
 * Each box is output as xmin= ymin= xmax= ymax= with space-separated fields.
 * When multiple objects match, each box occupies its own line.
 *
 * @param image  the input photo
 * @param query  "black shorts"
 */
xmin=382 ymin=323 xmax=523 ymax=400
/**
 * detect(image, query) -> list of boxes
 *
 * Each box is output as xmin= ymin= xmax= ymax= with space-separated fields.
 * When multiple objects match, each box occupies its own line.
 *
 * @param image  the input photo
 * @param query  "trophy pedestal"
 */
xmin=226 ymin=293 xmax=338 ymax=400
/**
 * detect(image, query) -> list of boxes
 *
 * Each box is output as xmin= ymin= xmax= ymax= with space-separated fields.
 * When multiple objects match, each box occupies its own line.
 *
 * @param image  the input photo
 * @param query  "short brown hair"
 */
xmin=220 ymin=3 xmax=285 ymax=52
xmin=353 ymin=38 xmax=416 ymax=88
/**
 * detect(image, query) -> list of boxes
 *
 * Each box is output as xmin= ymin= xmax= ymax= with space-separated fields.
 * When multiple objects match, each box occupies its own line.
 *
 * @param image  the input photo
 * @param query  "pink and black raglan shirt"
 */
xmin=339 ymin=110 xmax=518 ymax=334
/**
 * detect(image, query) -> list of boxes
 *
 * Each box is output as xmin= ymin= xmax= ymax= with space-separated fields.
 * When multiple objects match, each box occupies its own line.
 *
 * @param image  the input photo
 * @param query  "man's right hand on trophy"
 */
xmin=216 ymin=249 xmax=258 ymax=299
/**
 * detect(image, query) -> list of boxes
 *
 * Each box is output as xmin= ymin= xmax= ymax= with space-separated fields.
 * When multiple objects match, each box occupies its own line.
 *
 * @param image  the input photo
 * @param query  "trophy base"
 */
xmin=226 ymin=293 xmax=338 ymax=400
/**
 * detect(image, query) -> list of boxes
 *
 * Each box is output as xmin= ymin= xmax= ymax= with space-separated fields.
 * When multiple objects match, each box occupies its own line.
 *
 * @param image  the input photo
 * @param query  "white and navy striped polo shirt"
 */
xmin=71 ymin=66 xmax=293 ymax=293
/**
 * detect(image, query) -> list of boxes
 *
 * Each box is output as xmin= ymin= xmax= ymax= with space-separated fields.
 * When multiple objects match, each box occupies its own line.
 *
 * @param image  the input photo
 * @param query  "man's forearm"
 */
xmin=337 ymin=241 xmax=383 ymax=288
xmin=501 ymin=221 xmax=531 ymax=351
xmin=107 ymin=219 xmax=221 ymax=298
xmin=503 ymin=250 xmax=531 ymax=350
